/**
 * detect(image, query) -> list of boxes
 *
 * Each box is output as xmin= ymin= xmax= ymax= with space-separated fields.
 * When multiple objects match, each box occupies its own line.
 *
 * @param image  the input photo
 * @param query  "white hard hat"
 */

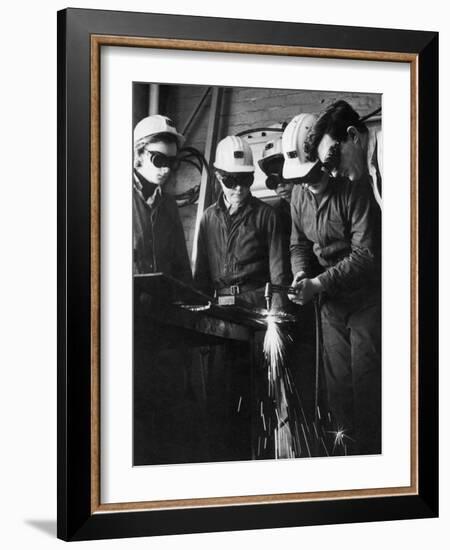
xmin=214 ymin=135 xmax=255 ymax=173
xmin=258 ymin=137 xmax=284 ymax=174
xmin=133 ymin=114 xmax=185 ymax=147
xmin=259 ymin=137 xmax=283 ymax=163
xmin=282 ymin=113 xmax=318 ymax=179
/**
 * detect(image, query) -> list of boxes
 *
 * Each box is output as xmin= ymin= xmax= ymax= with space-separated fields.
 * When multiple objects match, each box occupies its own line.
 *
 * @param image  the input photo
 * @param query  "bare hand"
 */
xmin=288 ymin=271 xmax=307 ymax=304
xmin=289 ymin=275 xmax=323 ymax=305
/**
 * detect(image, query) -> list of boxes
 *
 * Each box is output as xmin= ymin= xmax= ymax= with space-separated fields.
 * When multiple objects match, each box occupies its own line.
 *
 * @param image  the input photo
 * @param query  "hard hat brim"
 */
xmin=213 ymin=162 xmax=255 ymax=173
xmin=282 ymin=158 xmax=318 ymax=180
xmin=257 ymin=154 xmax=283 ymax=173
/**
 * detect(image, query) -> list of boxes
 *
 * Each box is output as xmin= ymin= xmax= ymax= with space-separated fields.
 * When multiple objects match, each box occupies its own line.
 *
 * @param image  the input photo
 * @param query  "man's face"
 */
xmin=317 ymin=131 xmax=365 ymax=181
xmin=137 ymin=141 xmax=177 ymax=186
xmin=218 ymin=172 xmax=252 ymax=208
xmin=274 ymin=181 xmax=294 ymax=202
xmin=303 ymin=171 xmax=330 ymax=195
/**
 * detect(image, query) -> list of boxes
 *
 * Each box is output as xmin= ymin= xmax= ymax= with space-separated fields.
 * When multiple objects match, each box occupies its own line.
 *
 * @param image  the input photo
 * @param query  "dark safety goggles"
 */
xmin=265 ymin=174 xmax=288 ymax=190
xmin=146 ymin=150 xmax=179 ymax=170
xmin=219 ymin=172 xmax=254 ymax=189
xmin=259 ymin=156 xmax=286 ymax=190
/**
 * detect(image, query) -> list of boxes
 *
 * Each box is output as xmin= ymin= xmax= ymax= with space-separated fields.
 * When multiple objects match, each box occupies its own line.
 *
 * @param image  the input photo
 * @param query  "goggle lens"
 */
xmin=265 ymin=175 xmax=283 ymax=190
xmin=147 ymin=150 xmax=179 ymax=170
xmin=221 ymin=173 xmax=254 ymax=189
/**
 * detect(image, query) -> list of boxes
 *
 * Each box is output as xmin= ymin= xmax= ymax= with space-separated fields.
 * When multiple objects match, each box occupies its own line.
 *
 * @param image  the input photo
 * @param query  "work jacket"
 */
xmin=272 ymin=198 xmax=292 ymax=250
xmin=133 ymin=174 xmax=192 ymax=285
xmin=290 ymin=177 xmax=381 ymax=298
xmin=194 ymin=193 xmax=290 ymax=304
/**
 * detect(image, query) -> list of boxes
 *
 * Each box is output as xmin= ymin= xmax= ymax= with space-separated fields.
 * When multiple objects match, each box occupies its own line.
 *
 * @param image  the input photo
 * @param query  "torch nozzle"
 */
xmin=264 ymin=282 xmax=272 ymax=312
xmin=264 ymin=282 xmax=297 ymax=311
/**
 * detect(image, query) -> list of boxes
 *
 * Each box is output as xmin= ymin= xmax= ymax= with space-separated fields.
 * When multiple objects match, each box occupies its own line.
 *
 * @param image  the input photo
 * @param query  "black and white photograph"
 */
xmin=132 ymin=83 xmax=382 ymax=467
xmin=0 ymin=0 xmax=444 ymax=547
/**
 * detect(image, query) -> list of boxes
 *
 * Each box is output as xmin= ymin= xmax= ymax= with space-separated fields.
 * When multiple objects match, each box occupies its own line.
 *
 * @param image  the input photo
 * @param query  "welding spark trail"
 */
xmin=237 ymin=396 xmax=242 ymax=413
xmin=327 ymin=427 xmax=355 ymax=455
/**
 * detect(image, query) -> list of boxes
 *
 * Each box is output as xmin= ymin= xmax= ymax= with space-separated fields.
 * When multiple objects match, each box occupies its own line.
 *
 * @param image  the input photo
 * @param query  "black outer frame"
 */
xmin=57 ymin=8 xmax=438 ymax=542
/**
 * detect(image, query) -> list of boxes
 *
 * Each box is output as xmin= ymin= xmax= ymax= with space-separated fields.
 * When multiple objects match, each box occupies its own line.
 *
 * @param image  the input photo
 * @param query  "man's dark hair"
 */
xmin=304 ymin=100 xmax=368 ymax=161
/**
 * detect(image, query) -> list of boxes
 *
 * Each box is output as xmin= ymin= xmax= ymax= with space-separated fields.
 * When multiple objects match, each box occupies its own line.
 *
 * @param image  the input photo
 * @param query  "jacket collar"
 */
xmin=216 ymin=192 xmax=253 ymax=216
xmin=134 ymin=170 xmax=158 ymax=199
xmin=133 ymin=170 xmax=162 ymax=207
xmin=302 ymin=177 xmax=347 ymax=212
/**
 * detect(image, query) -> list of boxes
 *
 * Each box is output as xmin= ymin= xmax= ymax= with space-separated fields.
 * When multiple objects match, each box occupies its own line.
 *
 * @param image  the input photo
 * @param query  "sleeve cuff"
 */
xmin=317 ymin=272 xmax=335 ymax=295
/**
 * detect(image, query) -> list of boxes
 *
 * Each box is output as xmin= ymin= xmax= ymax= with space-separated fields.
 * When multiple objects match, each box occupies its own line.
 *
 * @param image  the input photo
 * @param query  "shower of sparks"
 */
xmin=263 ymin=313 xmax=292 ymax=398
xmin=254 ymin=309 xmax=336 ymax=461
xmin=257 ymin=311 xmax=314 ymax=460
xmin=264 ymin=315 xmax=284 ymax=365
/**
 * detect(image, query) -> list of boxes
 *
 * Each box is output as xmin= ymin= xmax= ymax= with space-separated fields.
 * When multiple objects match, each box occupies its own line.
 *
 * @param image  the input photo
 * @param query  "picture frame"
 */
xmin=57 ymin=7 xmax=438 ymax=541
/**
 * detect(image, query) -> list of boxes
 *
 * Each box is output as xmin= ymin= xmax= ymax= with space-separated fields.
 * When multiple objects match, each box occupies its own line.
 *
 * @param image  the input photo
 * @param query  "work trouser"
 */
xmin=204 ymin=341 xmax=252 ymax=461
xmin=321 ymin=288 xmax=381 ymax=456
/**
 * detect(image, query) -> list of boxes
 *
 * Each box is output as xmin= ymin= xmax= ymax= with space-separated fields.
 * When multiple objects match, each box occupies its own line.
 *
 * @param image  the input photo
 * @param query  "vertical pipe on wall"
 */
xmin=148 ymin=84 xmax=160 ymax=115
xmin=182 ymin=87 xmax=212 ymax=137
xmin=191 ymin=87 xmax=224 ymax=268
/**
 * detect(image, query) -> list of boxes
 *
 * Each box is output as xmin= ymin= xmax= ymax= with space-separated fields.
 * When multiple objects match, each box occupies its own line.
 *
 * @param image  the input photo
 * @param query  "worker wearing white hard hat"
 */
xmin=258 ymin=137 xmax=294 ymax=255
xmin=134 ymin=114 xmax=185 ymax=148
xmin=259 ymin=137 xmax=294 ymax=203
xmin=194 ymin=134 xmax=290 ymax=309
xmin=133 ymin=114 xmax=194 ymax=466
xmin=284 ymin=111 xmax=382 ymax=456
xmin=133 ymin=114 xmax=191 ymax=282
xmin=193 ymin=134 xmax=291 ymax=461
xmin=211 ymin=135 xmax=255 ymax=216
xmin=288 ymin=101 xmax=382 ymax=207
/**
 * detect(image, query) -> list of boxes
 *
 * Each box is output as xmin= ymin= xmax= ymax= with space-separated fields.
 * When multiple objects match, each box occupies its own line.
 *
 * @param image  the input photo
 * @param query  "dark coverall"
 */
xmin=194 ymin=193 xmax=290 ymax=307
xmin=272 ymin=197 xmax=292 ymax=252
xmin=133 ymin=171 xmax=200 ymax=465
xmin=193 ymin=193 xmax=291 ymax=460
xmin=290 ymin=177 xmax=381 ymax=455
xmin=272 ymin=197 xmax=319 ymax=455
xmin=133 ymin=171 xmax=192 ymax=282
